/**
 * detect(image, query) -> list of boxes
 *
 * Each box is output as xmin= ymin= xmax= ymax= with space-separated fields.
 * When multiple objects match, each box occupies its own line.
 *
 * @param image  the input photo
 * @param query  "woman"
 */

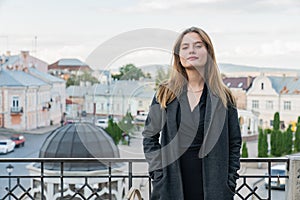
xmin=143 ymin=27 xmax=241 ymax=200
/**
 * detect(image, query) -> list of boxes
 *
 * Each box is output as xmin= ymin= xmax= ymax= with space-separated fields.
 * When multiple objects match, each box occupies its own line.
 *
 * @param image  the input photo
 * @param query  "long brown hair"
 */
xmin=156 ymin=27 xmax=235 ymax=108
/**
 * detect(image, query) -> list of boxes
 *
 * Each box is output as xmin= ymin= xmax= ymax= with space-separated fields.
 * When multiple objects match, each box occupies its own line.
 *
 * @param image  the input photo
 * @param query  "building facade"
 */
xmin=0 ymin=51 xmax=48 ymax=73
xmin=247 ymin=74 xmax=300 ymax=129
xmin=0 ymin=67 xmax=65 ymax=130
xmin=66 ymin=80 xmax=155 ymax=119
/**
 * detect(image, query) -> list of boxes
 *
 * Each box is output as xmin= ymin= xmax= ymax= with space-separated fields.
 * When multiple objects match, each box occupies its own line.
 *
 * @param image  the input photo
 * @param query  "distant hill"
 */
xmin=218 ymin=63 xmax=300 ymax=74
xmin=139 ymin=63 xmax=300 ymax=78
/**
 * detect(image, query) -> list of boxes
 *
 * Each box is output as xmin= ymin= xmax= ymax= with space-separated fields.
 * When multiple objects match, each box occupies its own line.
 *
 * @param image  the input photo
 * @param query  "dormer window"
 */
xmin=261 ymin=83 xmax=264 ymax=90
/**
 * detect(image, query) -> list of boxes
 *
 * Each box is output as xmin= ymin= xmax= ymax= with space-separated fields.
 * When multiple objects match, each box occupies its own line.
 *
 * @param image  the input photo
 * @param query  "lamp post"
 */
xmin=6 ymin=164 xmax=14 ymax=200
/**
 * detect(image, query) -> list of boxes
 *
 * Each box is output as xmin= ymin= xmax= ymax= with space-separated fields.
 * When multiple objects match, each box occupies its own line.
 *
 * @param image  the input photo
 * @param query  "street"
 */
xmin=0 ymin=131 xmax=52 ymax=198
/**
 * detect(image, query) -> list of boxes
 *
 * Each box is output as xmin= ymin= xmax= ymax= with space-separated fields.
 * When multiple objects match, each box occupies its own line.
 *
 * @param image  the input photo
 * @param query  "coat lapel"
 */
xmin=199 ymin=88 xmax=226 ymax=158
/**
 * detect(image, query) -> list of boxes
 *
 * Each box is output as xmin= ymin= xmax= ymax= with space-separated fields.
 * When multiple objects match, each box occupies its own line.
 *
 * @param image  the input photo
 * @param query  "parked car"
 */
xmin=10 ymin=134 xmax=25 ymax=147
xmin=265 ymin=164 xmax=286 ymax=190
xmin=135 ymin=111 xmax=148 ymax=123
xmin=81 ymin=110 xmax=87 ymax=117
xmin=0 ymin=137 xmax=15 ymax=154
xmin=95 ymin=118 xmax=109 ymax=129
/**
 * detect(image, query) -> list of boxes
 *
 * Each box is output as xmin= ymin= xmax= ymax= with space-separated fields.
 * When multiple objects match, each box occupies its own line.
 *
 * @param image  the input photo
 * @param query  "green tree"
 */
xmin=105 ymin=119 xmax=123 ymax=145
xmin=66 ymin=71 xmax=99 ymax=87
xmin=294 ymin=116 xmax=300 ymax=152
xmin=273 ymin=112 xmax=280 ymax=131
xmin=258 ymin=128 xmax=269 ymax=157
xmin=271 ymin=112 xmax=280 ymax=156
xmin=118 ymin=112 xmax=134 ymax=134
xmin=258 ymin=128 xmax=264 ymax=157
xmin=284 ymin=125 xmax=293 ymax=154
xmin=274 ymin=130 xmax=283 ymax=157
xmin=262 ymin=130 xmax=269 ymax=157
xmin=241 ymin=142 xmax=249 ymax=158
xmin=112 ymin=64 xmax=145 ymax=80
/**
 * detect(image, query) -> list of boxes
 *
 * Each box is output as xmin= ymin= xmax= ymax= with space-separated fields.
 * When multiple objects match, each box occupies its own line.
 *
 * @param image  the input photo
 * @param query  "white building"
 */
xmin=1 ymin=51 xmax=48 ymax=73
xmin=66 ymin=80 xmax=155 ymax=119
xmin=0 ymin=67 xmax=65 ymax=130
xmin=246 ymin=74 xmax=300 ymax=129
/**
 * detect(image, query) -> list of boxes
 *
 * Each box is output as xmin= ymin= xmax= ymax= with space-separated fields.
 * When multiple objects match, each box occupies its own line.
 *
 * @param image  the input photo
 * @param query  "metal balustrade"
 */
xmin=0 ymin=157 xmax=289 ymax=200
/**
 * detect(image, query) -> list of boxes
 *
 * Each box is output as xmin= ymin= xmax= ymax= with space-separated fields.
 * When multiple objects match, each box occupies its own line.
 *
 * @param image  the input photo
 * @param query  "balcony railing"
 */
xmin=10 ymin=107 xmax=23 ymax=114
xmin=0 ymin=157 xmax=289 ymax=200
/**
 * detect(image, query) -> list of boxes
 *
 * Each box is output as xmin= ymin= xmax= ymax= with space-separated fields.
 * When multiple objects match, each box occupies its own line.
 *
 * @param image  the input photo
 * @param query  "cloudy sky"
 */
xmin=0 ymin=0 xmax=299 ymax=70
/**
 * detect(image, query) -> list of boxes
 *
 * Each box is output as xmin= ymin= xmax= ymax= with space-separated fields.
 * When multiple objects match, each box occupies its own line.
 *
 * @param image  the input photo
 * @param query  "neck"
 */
xmin=186 ymin=67 xmax=205 ymax=90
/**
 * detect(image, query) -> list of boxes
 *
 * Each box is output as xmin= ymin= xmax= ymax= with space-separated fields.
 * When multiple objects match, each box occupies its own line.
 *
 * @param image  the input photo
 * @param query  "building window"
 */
xmin=139 ymin=100 xmax=143 ymax=107
xmin=101 ymin=103 xmax=104 ymax=111
xmin=12 ymin=97 xmax=19 ymax=109
xmin=252 ymin=100 xmax=259 ymax=109
xmin=261 ymin=83 xmax=264 ymax=90
xmin=284 ymin=101 xmax=291 ymax=110
xmin=266 ymin=100 xmax=273 ymax=110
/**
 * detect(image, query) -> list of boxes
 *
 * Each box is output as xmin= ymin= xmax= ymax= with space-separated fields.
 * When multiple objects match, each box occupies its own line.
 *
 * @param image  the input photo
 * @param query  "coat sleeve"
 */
xmin=227 ymin=104 xmax=242 ymax=190
xmin=142 ymin=96 xmax=165 ymax=181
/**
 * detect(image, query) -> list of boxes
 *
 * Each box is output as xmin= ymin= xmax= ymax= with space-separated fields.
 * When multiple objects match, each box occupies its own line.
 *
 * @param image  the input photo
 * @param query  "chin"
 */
xmin=184 ymin=64 xmax=204 ymax=69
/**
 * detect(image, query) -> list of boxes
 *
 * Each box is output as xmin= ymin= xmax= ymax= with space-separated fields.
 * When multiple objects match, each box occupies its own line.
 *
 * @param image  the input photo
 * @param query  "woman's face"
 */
xmin=179 ymin=32 xmax=208 ymax=69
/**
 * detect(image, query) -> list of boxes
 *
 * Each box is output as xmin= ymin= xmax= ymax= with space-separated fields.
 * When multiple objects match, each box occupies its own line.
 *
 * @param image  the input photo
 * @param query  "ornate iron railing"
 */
xmin=0 ymin=157 xmax=289 ymax=200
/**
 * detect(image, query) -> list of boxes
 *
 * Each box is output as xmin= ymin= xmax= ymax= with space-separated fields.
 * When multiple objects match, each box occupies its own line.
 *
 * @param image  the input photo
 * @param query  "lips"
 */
xmin=187 ymin=56 xmax=199 ymax=60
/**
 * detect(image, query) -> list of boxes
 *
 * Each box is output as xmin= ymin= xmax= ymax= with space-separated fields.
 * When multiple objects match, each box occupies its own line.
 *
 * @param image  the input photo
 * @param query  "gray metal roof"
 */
xmin=58 ymin=59 xmax=87 ymax=66
xmin=39 ymin=122 xmax=120 ymax=171
xmin=28 ymin=67 xmax=65 ymax=83
xmin=67 ymin=85 xmax=89 ymax=97
xmin=0 ymin=69 xmax=49 ymax=87
xmin=68 ymin=80 xmax=155 ymax=99
xmin=269 ymin=76 xmax=300 ymax=94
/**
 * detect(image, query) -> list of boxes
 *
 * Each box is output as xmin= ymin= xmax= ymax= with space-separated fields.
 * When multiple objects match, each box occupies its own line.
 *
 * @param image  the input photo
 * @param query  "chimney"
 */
xmin=20 ymin=50 xmax=30 ymax=70
xmin=21 ymin=50 xmax=29 ymax=58
xmin=247 ymin=76 xmax=252 ymax=87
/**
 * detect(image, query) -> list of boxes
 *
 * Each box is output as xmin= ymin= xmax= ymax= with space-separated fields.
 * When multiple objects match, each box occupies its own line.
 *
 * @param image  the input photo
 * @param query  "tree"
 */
xmin=271 ymin=112 xmax=280 ymax=156
xmin=66 ymin=71 xmax=99 ymax=87
xmin=274 ymin=130 xmax=283 ymax=157
xmin=273 ymin=112 xmax=280 ymax=131
xmin=262 ymin=130 xmax=269 ymax=157
xmin=284 ymin=125 xmax=293 ymax=154
xmin=258 ymin=128 xmax=264 ymax=157
xmin=294 ymin=116 xmax=300 ymax=152
xmin=118 ymin=112 xmax=134 ymax=134
xmin=258 ymin=128 xmax=268 ymax=157
xmin=112 ymin=64 xmax=145 ymax=80
xmin=105 ymin=119 xmax=123 ymax=145
xmin=241 ymin=142 xmax=249 ymax=158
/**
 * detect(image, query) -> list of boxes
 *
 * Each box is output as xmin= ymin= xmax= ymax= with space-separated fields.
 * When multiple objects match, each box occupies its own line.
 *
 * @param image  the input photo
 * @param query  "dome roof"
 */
xmin=38 ymin=122 xmax=120 ymax=171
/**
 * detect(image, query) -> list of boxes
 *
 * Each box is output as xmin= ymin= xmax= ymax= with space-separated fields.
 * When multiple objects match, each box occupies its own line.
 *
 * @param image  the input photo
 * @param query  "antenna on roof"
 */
xmin=33 ymin=36 xmax=37 ymax=56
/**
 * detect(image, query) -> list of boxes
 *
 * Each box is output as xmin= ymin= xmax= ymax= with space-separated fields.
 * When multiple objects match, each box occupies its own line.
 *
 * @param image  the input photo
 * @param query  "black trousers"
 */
xmin=180 ymin=147 xmax=204 ymax=200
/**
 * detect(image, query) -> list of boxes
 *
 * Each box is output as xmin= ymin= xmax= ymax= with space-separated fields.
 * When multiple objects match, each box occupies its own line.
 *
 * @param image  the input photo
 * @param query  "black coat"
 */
xmin=143 ymin=88 xmax=242 ymax=200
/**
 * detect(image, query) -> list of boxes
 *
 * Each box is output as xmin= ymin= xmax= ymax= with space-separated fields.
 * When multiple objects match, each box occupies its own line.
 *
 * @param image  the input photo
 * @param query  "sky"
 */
xmin=0 ymin=0 xmax=300 ymax=71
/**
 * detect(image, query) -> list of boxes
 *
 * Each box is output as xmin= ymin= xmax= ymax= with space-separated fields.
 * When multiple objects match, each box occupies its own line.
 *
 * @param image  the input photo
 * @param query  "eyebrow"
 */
xmin=181 ymin=41 xmax=203 ymax=46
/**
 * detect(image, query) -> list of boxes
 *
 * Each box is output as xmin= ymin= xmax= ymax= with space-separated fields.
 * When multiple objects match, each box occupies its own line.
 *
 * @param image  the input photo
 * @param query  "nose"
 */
xmin=188 ymin=46 xmax=196 ymax=54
